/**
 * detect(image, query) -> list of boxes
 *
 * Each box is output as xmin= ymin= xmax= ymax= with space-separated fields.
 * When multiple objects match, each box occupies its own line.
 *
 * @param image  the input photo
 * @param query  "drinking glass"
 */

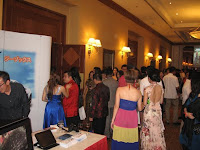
xmin=86 ymin=123 xmax=90 ymax=132
xmin=57 ymin=120 xmax=64 ymax=132
xmin=79 ymin=123 xmax=83 ymax=130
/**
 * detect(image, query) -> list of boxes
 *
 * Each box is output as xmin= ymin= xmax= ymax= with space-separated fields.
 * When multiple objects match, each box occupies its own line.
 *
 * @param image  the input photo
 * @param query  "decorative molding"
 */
xmin=98 ymin=0 xmax=173 ymax=45
xmin=144 ymin=0 xmax=185 ymax=43
xmin=173 ymin=42 xmax=200 ymax=45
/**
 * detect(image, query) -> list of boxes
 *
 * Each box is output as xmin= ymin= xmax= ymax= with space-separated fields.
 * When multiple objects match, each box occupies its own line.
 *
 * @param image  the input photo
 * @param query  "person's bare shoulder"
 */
xmin=155 ymin=84 xmax=162 ymax=91
xmin=135 ymin=88 xmax=142 ymax=97
xmin=60 ymin=85 xmax=65 ymax=89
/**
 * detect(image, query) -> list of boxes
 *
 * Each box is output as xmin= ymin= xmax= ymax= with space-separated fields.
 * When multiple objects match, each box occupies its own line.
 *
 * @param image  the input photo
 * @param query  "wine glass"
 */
xmin=79 ymin=123 xmax=83 ymax=130
xmin=57 ymin=120 xmax=64 ymax=132
xmin=86 ymin=122 xmax=90 ymax=132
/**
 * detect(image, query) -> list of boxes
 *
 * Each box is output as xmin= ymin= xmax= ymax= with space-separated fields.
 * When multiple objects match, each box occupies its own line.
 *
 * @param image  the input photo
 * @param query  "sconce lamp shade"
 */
xmin=95 ymin=39 xmax=102 ymax=47
xmin=87 ymin=38 xmax=102 ymax=57
xmin=157 ymin=55 xmax=163 ymax=60
xmin=147 ymin=52 xmax=153 ymax=58
xmin=88 ymin=38 xmax=96 ymax=46
xmin=122 ymin=46 xmax=131 ymax=52
xmin=167 ymin=58 xmax=172 ymax=62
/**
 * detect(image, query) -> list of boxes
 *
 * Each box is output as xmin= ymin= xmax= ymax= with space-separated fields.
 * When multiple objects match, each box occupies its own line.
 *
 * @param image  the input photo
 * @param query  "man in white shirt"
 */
xmin=163 ymin=67 xmax=179 ymax=124
xmin=182 ymin=73 xmax=191 ymax=105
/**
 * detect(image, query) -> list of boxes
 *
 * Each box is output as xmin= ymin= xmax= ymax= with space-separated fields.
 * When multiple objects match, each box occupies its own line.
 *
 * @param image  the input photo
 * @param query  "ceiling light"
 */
xmin=169 ymin=2 xmax=172 ymax=4
xmin=189 ymin=27 xmax=200 ymax=39
xmin=176 ymin=13 xmax=178 ymax=15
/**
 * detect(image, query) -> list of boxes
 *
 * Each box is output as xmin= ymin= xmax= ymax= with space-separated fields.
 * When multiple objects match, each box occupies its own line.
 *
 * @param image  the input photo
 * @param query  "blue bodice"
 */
xmin=119 ymin=99 xmax=137 ymax=110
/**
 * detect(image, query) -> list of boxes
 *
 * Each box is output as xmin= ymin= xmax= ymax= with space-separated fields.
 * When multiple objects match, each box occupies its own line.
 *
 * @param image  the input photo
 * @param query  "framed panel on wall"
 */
xmin=3 ymin=0 xmax=66 ymax=44
xmin=128 ymin=39 xmax=138 ymax=67
xmin=103 ymin=49 xmax=115 ymax=69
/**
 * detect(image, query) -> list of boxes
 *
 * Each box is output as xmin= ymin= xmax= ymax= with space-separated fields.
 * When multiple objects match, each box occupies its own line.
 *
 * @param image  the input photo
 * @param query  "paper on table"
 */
xmin=59 ymin=133 xmax=87 ymax=148
xmin=50 ymin=124 xmax=59 ymax=132
xmin=72 ymin=134 xmax=87 ymax=142
xmin=60 ymin=139 xmax=78 ymax=148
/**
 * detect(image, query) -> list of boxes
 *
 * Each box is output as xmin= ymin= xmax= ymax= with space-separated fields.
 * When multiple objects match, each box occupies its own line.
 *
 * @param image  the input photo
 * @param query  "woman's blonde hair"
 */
xmin=124 ymin=70 xmax=138 ymax=83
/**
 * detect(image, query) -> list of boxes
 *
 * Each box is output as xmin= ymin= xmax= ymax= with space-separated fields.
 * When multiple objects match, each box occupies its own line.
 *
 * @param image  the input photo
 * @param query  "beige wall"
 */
xmin=75 ymin=0 xmax=171 ymax=82
xmin=0 ymin=0 xmax=172 ymax=84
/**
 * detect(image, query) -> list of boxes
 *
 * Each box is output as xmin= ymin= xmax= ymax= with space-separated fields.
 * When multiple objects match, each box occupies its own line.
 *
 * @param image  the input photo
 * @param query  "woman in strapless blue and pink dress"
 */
xmin=111 ymin=70 xmax=143 ymax=150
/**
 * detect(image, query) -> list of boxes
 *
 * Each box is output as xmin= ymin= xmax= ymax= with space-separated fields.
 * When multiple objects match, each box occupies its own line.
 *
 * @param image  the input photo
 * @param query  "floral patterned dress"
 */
xmin=140 ymin=83 xmax=166 ymax=150
xmin=85 ymin=79 xmax=95 ymax=121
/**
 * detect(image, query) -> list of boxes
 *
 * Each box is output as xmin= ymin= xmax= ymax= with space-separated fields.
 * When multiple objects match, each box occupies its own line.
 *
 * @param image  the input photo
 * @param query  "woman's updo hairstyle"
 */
xmin=124 ymin=69 xmax=138 ymax=83
xmin=148 ymin=69 xmax=160 ymax=82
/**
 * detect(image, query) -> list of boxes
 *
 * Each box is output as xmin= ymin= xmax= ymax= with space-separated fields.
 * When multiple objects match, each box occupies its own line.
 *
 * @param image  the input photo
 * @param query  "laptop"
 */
xmin=35 ymin=129 xmax=59 ymax=149
xmin=0 ymin=118 xmax=33 ymax=150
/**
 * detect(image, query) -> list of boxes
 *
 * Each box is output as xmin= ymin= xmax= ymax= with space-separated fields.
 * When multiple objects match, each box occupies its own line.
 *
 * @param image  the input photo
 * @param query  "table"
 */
xmin=32 ymin=129 xmax=108 ymax=150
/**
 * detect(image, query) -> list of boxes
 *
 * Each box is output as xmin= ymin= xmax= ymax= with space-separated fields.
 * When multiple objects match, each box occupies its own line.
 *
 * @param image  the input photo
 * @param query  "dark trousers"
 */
xmin=182 ymin=144 xmax=189 ymax=150
xmin=66 ymin=115 xmax=79 ymax=127
xmin=92 ymin=117 xmax=106 ymax=135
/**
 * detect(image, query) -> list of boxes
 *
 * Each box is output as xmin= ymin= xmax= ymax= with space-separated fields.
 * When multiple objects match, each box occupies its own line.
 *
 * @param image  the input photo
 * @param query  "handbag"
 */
xmin=193 ymin=123 xmax=200 ymax=135
xmin=79 ymin=106 xmax=86 ymax=120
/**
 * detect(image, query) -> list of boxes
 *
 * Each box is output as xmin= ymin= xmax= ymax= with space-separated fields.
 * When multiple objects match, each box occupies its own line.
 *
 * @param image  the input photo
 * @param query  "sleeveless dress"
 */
xmin=140 ymin=84 xmax=166 ymax=150
xmin=43 ymin=86 xmax=67 ymax=128
xmin=112 ymin=99 xmax=139 ymax=150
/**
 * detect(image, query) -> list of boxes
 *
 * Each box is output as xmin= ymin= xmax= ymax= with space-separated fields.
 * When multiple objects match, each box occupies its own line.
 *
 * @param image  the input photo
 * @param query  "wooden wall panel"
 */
xmin=62 ymin=45 xmax=85 ymax=73
xmin=128 ymin=39 xmax=138 ymax=67
xmin=3 ymin=0 xmax=66 ymax=44
xmin=3 ymin=0 xmax=85 ymax=84
xmin=51 ymin=44 xmax=85 ymax=81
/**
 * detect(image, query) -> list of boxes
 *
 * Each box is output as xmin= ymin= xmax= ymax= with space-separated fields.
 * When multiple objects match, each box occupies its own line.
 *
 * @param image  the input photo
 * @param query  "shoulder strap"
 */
xmin=55 ymin=86 xmax=61 ymax=95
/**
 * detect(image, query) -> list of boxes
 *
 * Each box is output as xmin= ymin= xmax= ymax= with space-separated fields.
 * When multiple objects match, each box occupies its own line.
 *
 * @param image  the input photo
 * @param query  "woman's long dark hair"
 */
xmin=189 ymin=73 xmax=200 ymax=99
xmin=47 ymin=77 xmax=60 ymax=100
xmin=70 ymin=67 xmax=81 ymax=87
xmin=112 ymin=67 xmax=118 ymax=77
xmin=148 ymin=69 xmax=160 ymax=82
xmin=181 ymin=73 xmax=200 ymax=145
xmin=88 ymin=71 xmax=94 ymax=80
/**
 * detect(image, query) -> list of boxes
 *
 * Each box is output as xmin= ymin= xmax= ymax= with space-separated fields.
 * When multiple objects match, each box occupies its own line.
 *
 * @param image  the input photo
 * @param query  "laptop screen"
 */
xmin=0 ymin=118 xmax=33 ymax=150
xmin=35 ymin=129 xmax=57 ymax=148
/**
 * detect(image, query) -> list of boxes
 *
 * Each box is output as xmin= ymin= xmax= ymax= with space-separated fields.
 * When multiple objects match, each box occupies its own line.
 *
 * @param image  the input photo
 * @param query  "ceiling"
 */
xmin=59 ymin=0 xmax=200 ymax=44
xmin=112 ymin=0 xmax=200 ymax=44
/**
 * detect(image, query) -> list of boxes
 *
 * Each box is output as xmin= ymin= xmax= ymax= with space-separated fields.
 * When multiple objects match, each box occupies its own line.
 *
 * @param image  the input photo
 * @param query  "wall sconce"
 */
xmin=182 ymin=61 xmax=193 ymax=67
xmin=95 ymin=39 xmax=102 ymax=47
xmin=157 ymin=55 xmax=163 ymax=63
xmin=167 ymin=58 xmax=172 ymax=64
xmin=146 ymin=52 xmax=153 ymax=61
xmin=147 ymin=52 xmax=153 ymax=57
xmin=87 ymin=38 xmax=102 ymax=57
xmin=121 ymin=46 xmax=131 ymax=59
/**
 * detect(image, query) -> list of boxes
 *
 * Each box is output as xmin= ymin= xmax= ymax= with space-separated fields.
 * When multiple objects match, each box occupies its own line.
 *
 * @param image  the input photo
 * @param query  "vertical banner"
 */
xmin=0 ymin=30 xmax=51 ymax=131
xmin=4 ymin=50 xmax=36 ymax=98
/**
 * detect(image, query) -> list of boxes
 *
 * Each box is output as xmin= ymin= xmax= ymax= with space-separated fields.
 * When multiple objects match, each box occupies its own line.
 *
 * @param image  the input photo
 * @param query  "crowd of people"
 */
xmin=0 ymin=64 xmax=200 ymax=150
